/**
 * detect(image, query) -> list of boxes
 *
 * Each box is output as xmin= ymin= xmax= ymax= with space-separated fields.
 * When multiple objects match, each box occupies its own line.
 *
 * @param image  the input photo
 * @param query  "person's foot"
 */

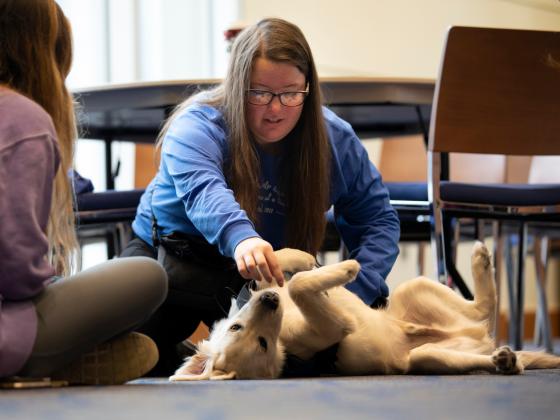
xmin=50 ymin=332 xmax=158 ymax=385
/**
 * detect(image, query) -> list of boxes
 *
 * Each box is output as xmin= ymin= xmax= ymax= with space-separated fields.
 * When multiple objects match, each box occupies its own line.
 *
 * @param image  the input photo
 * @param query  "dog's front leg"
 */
xmin=274 ymin=248 xmax=316 ymax=274
xmin=284 ymin=260 xmax=360 ymax=356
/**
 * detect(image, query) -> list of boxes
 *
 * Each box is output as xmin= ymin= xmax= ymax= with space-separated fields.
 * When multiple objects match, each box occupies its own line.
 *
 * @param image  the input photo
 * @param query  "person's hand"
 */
xmin=234 ymin=237 xmax=285 ymax=286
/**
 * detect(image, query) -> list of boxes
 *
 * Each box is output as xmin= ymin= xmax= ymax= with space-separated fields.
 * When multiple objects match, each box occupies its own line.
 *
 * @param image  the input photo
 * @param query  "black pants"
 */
xmin=121 ymin=236 xmax=245 ymax=376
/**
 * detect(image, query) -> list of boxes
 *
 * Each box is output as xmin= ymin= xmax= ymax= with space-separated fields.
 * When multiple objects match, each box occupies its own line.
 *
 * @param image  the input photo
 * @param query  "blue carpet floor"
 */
xmin=1 ymin=369 xmax=560 ymax=420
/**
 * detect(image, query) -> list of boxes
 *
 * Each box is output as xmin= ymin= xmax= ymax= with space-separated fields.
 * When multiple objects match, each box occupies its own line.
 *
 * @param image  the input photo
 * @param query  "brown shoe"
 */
xmin=51 ymin=333 xmax=158 ymax=385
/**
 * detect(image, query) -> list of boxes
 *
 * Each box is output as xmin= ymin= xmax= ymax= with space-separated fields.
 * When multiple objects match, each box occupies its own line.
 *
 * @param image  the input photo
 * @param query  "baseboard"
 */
xmin=497 ymin=308 xmax=560 ymax=342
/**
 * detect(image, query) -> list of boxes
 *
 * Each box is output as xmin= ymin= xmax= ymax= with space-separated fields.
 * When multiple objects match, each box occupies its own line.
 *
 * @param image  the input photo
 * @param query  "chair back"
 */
xmin=428 ymin=26 xmax=560 ymax=156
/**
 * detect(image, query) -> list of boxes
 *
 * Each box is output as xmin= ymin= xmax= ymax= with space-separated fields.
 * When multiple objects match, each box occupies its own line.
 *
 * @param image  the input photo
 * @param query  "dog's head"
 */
xmin=169 ymin=289 xmax=285 ymax=381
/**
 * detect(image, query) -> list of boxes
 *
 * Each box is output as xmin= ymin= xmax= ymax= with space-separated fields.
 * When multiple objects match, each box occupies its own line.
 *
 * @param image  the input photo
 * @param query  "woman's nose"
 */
xmin=268 ymin=95 xmax=283 ymax=112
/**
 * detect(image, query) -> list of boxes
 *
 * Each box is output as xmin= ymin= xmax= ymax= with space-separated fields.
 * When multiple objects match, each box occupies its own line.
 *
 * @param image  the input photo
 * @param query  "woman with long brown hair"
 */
xmin=122 ymin=17 xmax=400 ymax=376
xmin=0 ymin=0 xmax=167 ymax=385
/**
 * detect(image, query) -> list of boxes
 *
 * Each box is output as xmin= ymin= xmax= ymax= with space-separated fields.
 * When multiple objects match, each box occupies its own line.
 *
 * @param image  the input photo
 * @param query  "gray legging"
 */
xmin=18 ymin=256 xmax=167 ymax=377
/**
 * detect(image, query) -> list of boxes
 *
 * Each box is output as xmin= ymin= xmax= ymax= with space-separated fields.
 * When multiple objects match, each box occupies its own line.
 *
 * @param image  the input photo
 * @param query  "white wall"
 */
xmin=241 ymin=0 xmax=560 ymax=78
xmin=61 ymin=0 xmax=241 ymax=196
xmin=59 ymin=0 xmax=240 ymax=268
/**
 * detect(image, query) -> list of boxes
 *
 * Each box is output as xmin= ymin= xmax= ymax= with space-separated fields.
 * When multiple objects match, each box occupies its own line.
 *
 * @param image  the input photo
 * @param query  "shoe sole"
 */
xmin=51 ymin=333 xmax=158 ymax=385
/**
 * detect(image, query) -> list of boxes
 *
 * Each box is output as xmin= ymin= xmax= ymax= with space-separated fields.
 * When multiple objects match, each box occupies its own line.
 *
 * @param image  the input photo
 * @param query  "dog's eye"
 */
xmin=229 ymin=323 xmax=243 ymax=332
xmin=258 ymin=336 xmax=268 ymax=351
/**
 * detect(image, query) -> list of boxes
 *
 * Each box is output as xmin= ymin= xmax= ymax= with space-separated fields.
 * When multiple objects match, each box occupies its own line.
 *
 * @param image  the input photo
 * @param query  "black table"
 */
xmin=74 ymin=77 xmax=435 ymax=258
xmin=75 ymin=77 xmax=434 ymax=190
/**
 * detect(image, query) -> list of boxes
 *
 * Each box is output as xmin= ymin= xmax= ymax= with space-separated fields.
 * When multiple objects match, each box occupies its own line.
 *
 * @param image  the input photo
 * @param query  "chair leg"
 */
xmin=430 ymin=204 xmax=447 ymax=284
xmin=76 ymin=239 xmax=84 ymax=271
xmin=115 ymin=222 xmax=133 ymax=257
xmin=505 ymin=232 xmax=517 ymax=347
xmin=442 ymin=214 xmax=473 ymax=299
xmin=105 ymin=229 xmax=116 ymax=259
xmin=512 ymin=223 xmax=527 ymax=350
xmin=492 ymin=221 xmax=503 ymax=346
xmin=417 ymin=242 xmax=425 ymax=276
xmin=339 ymin=241 xmax=349 ymax=261
xmin=533 ymin=235 xmax=553 ymax=353
xmin=452 ymin=218 xmax=461 ymax=265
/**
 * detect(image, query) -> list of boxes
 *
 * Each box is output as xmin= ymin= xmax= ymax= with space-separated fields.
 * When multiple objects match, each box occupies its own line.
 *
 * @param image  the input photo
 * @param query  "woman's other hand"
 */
xmin=234 ymin=237 xmax=285 ymax=286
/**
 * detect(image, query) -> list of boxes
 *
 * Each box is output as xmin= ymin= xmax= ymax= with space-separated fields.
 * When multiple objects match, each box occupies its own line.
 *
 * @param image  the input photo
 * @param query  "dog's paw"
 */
xmin=275 ymin=248 xmax=316 ymax=273
xmin=471 ymin=241 xmax=492 ymax=278
xmin=492 ymin=346 xmax=522 ymax=374
xmin=334 ymin=259 xmax=361 ymax=283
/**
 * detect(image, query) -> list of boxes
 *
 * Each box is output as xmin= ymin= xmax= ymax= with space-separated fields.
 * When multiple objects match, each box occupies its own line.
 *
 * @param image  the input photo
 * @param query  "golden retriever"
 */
xmin=170 ymin=242 xmax=560 ymax=380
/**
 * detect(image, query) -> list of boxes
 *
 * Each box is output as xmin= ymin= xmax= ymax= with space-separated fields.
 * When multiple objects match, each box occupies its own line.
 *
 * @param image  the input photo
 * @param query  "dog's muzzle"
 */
xmin=260 ymin=291 xmax=279 ymax=310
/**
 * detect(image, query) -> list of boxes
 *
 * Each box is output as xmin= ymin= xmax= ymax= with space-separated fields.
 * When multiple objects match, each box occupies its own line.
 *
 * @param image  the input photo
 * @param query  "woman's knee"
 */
xmin=114 ymin=256 xmax=168 ymax=311
xmin=132 ymin=257 xmax=168 ymax=308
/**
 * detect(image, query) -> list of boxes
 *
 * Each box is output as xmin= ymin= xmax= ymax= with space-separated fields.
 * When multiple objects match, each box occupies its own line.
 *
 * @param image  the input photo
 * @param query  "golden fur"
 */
xmin=170 ymin=243 xmax=560 ymax=380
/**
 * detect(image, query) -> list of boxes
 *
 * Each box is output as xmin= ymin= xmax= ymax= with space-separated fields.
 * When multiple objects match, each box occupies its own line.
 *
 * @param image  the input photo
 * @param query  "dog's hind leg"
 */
xmin=470 ymin=242 xmax=497 ymax=334
xmin=408 ymin=344 xmax=523 ymax=374
xmin=284 ymin=260 xmax=360 ymax=355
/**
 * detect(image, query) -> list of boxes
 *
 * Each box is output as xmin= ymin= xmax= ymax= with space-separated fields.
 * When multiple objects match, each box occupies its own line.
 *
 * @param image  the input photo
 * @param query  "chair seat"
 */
xmin=440 ymin=182 xmax=560 ymax=207
xmin=385 ymin=182 xmax=431 ymax=241
xmin=76 ymin=189 xmax=145 ymax=211
xmin=386 ymin=182 xmax=428 ymax=202
xmin=75 ymin=189 xmax=145 ymax=225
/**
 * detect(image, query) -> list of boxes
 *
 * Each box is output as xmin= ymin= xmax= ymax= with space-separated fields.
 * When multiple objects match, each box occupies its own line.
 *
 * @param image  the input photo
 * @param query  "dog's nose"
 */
xmin=260 ymin=291 xmax=279 ymax=310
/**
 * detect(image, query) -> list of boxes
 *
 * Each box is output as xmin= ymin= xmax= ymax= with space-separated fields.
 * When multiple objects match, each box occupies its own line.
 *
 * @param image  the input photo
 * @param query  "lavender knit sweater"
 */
xmin=0 ymin=88 xmax=59 ymax=377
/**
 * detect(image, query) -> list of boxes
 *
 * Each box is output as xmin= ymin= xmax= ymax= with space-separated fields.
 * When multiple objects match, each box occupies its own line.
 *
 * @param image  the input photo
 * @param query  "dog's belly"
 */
xmin=335 ymin=316 xmax=409 ymax=375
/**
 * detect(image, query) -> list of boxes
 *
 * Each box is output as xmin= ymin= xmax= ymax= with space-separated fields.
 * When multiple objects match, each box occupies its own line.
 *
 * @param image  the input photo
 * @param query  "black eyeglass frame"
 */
xmin=246 ymin=89 xmax=310 ymax=107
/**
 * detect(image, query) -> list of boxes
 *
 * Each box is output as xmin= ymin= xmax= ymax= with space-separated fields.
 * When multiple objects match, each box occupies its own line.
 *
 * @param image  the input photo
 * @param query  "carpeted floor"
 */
xmin=1 ymin=369 xmax=560 ymax=420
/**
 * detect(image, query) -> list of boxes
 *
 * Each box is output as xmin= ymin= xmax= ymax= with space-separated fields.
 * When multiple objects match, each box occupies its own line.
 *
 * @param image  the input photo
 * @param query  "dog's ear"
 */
xmin=169 ymin=343 xmax=214 ymax=381
xmin=169 ymin=341 xmax=238 ymax=382
xmin=209 ymin=370 xmax=237 ymax=380
xmin=228 ymin=297 xmax=240 ymax=317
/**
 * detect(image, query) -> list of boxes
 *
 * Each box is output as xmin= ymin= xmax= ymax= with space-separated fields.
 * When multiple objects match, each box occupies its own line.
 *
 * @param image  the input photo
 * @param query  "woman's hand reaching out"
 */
xmin=234 ymin=237 xmax=285 ymax=286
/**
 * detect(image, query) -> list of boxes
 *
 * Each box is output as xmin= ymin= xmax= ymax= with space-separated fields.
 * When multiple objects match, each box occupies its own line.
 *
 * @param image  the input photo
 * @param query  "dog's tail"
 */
xmin=516 ymin=351 xmax=560 ymax=369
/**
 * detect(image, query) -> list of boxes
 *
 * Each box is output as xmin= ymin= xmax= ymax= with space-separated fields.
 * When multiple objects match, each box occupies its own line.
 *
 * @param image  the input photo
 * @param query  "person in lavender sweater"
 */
xmin=0 ymin=0 xmax=167 ymax=385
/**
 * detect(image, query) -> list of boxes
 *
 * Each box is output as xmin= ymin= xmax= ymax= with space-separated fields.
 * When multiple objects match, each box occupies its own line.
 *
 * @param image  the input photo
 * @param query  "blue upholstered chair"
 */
xmin=75 ymin=189 xmax=145 ymax=262
xmin=428 ymin=26 xmax=560 ymax=350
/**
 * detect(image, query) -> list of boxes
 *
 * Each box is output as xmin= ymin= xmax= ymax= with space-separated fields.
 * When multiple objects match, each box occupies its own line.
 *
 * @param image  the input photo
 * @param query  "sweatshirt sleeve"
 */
xmin=328 ymin=112 xmax=400 ymax=305
xmin=161 ymin=107 xmax=258 ymax=257
xmin=0 ymin=136 xmax=57 ymax=301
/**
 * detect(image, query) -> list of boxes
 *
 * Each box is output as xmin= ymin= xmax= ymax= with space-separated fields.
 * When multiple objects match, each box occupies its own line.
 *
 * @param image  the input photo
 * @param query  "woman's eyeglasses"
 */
xmin=247 ymin=89 xmax=309 ymax=107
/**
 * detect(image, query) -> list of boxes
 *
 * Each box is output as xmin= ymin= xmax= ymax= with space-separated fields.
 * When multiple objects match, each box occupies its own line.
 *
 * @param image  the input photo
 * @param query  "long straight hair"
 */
xmin=0 ymin=0 xmax=78 ymax=275
xmin=157 ymin=18 xmax=330 ymax=255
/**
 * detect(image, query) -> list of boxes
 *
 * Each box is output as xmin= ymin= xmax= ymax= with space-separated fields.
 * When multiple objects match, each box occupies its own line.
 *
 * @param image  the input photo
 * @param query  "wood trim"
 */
xmin=497 ymin=308 xmax=560 ymax=342
xmin=134 ymin=144 xmax=159 ymax=189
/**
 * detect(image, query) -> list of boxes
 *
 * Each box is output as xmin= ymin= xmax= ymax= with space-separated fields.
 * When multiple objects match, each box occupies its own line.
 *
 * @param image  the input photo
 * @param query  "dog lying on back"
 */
xmin=170 ymin=243 xmax=560 ymax=380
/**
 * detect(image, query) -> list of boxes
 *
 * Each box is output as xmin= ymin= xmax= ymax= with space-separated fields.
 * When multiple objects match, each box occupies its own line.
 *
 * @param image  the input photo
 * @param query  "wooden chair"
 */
xmin=428 ymin=26 xmax=560 ymax=349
